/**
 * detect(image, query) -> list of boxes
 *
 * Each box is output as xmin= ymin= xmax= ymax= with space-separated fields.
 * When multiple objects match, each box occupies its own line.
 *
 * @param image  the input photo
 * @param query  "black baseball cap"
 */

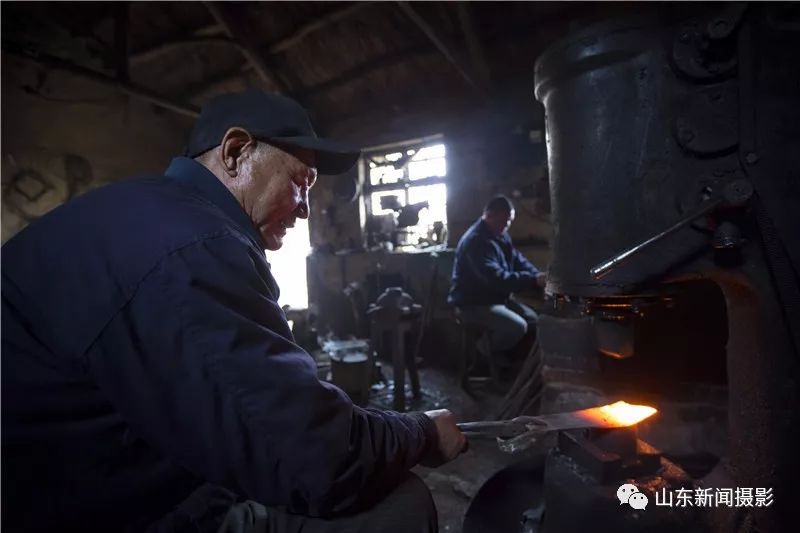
xmin=185 ymin=90 xmax=360 ymax=175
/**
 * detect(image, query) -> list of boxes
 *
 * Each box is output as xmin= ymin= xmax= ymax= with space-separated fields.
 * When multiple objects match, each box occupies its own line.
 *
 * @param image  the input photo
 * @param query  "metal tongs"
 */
xmin=457 ymin=401 xmax=658 ymax=454
xmin=457 ymin=416 xmax=549 ymax=453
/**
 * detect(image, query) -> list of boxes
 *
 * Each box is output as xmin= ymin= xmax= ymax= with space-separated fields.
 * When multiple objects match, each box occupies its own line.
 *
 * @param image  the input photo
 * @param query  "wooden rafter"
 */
xmin=203 ymin=1 xmax=288 ymax=93
xmin=187 ymin=14 xmax=552 ymax=106
xmin=131 ymin=36 xmax=245 ymax=65
xmin=267 ymin=2 xmax=373 ymax=54
xmin=395 ymin=1 xmax=484 ymax=96
xmin=455 ymin=2 xmax=492 ymax=88
xmin=131 ymin=2 xmax=370 ymax=66
xmin=3 ymin=46 xmax=200 ymax=118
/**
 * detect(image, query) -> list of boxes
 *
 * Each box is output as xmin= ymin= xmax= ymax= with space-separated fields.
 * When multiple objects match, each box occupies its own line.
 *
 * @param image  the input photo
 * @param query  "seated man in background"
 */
xmin=448 ymin=195 xmax=546 ymax=368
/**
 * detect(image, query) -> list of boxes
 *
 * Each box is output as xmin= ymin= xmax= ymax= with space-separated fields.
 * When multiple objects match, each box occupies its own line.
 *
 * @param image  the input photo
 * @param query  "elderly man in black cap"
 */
xmin=2 ymin=90 xmax=465 ymax=533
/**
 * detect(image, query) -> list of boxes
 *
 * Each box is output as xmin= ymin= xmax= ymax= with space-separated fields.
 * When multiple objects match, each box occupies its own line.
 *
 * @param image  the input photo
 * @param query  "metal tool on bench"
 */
xmin=457 ymin=401 xmax=658 ymax=454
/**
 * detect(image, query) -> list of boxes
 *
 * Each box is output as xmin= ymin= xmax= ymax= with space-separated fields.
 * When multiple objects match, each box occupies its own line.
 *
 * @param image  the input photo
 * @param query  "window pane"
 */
xmin=398 ymin=183 xmax=447 ymax=247
xmin=413 ymin=143 xmax=445 ymax=160
xmin=408 ymin=184 xmax=447 ymax=225
xmin=408 ymin=158 xmax=446 ymax=180
xmin=369 ymin=165 xmax=403 ymax=185
xmin=362 ymin=141 xmax=448 ymax=250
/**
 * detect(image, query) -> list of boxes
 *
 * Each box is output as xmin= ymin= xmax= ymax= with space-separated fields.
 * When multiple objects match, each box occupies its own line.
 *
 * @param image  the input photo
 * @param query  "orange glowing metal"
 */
xmin=577 ymin=401 xmax=658 ymax=428
xmin=458 ymin=401 xmax=659 ymax=453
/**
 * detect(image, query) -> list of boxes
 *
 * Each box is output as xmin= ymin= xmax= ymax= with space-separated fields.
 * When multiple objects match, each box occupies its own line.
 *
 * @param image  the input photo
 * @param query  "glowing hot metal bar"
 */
xmin=457 ymin=401 xmax=658 ymax=453
xmin=582 ymin=401 xmax=658 ymax=427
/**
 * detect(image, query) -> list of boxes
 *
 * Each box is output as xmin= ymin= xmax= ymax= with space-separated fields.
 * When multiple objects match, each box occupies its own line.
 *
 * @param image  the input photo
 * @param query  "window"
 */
xmin=362 ymin=137 xmax=448 ymax=251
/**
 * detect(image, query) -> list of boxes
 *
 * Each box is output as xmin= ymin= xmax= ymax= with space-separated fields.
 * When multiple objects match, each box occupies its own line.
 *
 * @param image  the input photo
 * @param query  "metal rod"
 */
xmin=590 ymin=197 xmax=722 ymax=279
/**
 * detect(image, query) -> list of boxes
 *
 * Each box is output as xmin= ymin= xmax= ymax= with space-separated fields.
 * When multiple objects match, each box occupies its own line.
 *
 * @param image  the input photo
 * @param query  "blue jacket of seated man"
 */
xmin=448 ymin=218 xmax=541 ymax=306
xmin=1 ymin=157 xmax=437 ymax=532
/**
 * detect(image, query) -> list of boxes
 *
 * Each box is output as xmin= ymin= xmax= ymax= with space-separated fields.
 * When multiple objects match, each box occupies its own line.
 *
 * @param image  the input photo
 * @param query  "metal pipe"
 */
xmin=590 ymin=198 xmax=723 ymax=279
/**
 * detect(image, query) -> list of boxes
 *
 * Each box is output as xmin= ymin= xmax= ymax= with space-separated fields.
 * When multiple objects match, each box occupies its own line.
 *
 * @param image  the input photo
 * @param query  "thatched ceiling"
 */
xmin=2 ymin=1 xmax=649 ymax=138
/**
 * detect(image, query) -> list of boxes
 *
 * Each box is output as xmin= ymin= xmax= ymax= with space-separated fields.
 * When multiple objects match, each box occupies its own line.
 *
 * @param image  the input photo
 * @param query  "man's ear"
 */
xmin=219 ymin=127 xmax=256 ymax=177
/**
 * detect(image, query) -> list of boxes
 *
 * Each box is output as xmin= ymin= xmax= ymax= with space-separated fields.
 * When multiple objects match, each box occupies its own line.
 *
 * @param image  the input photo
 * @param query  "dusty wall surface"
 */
xmin=1 ymin=57 xmax=192 ymax=243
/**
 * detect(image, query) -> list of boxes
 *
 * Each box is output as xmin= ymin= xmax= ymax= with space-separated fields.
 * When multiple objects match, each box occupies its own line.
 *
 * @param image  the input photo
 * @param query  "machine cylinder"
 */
xmin=535 ymin=14 xmax=719 ymax=297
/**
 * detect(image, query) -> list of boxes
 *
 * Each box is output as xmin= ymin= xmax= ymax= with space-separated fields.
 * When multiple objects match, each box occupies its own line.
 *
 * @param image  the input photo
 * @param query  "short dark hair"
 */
xmin=484 ymin=195 xmax=514 ymax=215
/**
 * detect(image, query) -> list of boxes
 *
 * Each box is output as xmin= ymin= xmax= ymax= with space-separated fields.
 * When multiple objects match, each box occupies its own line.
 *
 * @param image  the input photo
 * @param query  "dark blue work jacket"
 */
xmin=448 ymin=218 xmax=541 ymax=306
xmin=1 ymin=157 xmax=435 ymax=532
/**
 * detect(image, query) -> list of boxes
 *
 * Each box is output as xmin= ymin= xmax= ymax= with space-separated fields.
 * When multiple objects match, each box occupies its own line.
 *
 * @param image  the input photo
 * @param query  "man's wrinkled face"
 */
xmin=243 ymin=143 xmax=317 ymax=251
xmin=485 ymin=208 xmax=515 ymax=236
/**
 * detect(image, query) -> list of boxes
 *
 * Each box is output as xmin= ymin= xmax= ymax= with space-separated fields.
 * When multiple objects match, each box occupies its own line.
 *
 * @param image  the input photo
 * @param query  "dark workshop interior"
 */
xmin=2 ymin=2 xmax=799 ymax=532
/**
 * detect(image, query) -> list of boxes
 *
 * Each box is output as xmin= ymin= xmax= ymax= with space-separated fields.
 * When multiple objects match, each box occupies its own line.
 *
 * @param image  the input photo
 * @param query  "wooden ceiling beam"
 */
xmin=455 ymin=2 xmax=492 ymax=89
xmin=157 ymin=4 xmax=572 ymax=113
xmin=267 ymin=2 xmax=373 ymax=54
xmin=277 ymin=19 xmax=559 ymax=102
xmin=131 ymin=36 xmax=245 ymax=65
xmin=3 ymin=46 xmax=200 ymax=118
xmin=131 ymin=2 xmax=370 ymax=67
xmin=395 ymin=1 xmax=484 ymax=97
xmin=202 ymin=1 xmax=288 ymax=93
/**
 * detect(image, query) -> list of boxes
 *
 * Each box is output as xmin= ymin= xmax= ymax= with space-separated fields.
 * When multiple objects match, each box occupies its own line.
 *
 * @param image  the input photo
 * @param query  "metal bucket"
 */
xmin=330 ymin=351 xmax=371 ymax=405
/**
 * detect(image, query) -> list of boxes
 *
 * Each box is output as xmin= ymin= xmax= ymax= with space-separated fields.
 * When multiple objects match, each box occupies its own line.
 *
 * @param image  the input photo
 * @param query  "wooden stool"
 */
xmin=453 ymin=308 xmax=499 ymax=394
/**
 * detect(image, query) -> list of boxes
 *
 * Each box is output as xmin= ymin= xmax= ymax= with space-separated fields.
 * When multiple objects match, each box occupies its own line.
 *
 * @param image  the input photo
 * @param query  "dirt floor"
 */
xmin=370 ymin=366 xmax=524 ymax=533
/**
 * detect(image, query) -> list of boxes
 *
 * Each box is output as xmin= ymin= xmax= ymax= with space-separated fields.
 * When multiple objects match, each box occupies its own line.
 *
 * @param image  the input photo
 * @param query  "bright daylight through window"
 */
xmin=267 ymin=217 xmax=311 ymax=310
xmin=364 ymin=140 xmax=448 ymax=252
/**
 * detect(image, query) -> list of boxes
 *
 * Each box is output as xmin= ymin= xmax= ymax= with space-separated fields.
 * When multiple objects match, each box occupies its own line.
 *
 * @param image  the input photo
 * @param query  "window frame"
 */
xmin=359 ymin=134 xmax=448 ymax=250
